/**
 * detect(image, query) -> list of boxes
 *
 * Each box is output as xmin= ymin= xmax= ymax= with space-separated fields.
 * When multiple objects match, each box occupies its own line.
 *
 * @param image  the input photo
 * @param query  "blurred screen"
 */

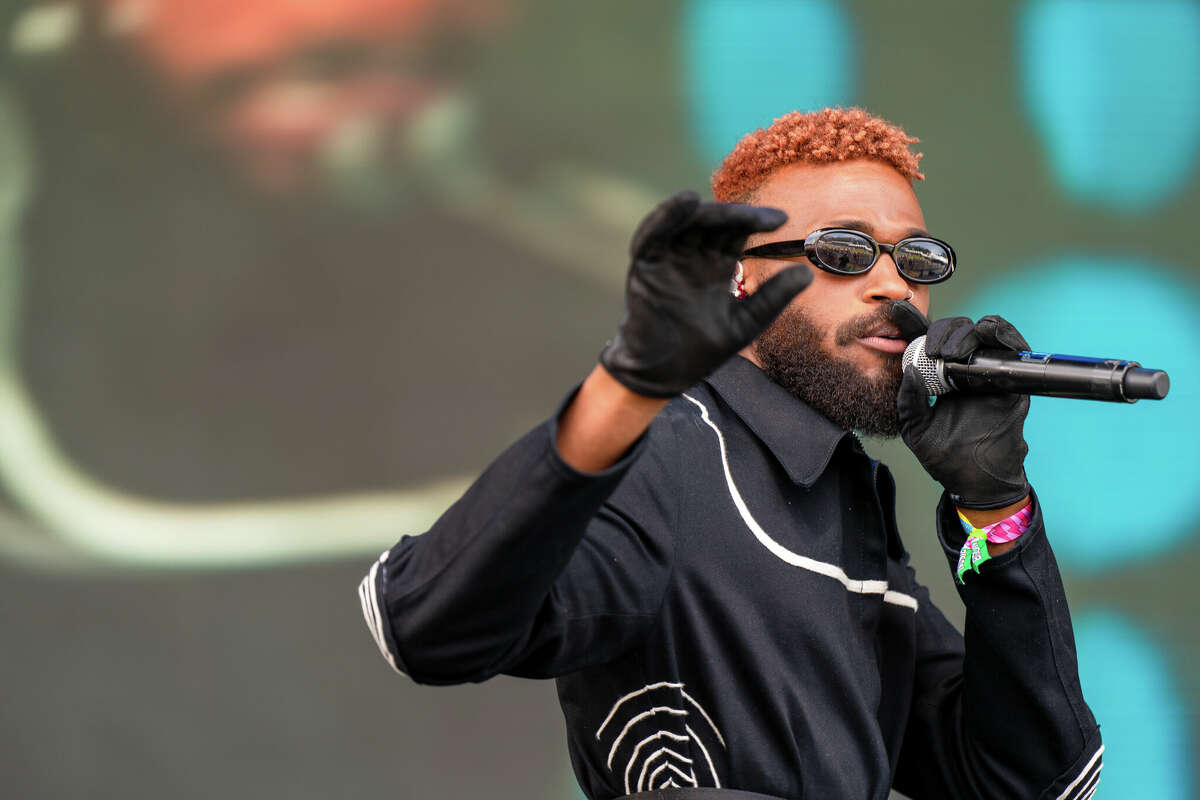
xmin=0 ymin=1 xmax=1196 ymax=798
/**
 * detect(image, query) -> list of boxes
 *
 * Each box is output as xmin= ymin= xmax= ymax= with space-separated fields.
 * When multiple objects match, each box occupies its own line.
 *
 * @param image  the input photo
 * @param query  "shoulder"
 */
xmin=607 ymin=384 xmax=732 ymax=495
xmin=639 ymin=384 xmax=736 ymax=458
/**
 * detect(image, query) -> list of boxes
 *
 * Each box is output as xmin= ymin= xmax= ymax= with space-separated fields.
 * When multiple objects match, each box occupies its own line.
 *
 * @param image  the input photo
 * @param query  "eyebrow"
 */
xmin=825 ymin=218 xmax=931 ymax=240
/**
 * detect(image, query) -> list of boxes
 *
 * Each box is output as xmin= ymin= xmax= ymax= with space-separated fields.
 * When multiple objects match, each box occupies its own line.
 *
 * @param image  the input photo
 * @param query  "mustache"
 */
xmin=833 ymin=308 xmax=895 ymax=347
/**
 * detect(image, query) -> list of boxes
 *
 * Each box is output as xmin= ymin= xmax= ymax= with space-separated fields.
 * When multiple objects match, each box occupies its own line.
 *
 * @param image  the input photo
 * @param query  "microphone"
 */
xmin=901 ymin=335 xmax=1170 ymax=403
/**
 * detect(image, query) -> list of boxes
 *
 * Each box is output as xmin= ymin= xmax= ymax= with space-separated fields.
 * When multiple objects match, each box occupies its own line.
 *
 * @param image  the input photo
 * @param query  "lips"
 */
xmin=858 ymin=323 xmax=909 ymax=354
xmin=864 ymin=323 xmax=904 ymax=340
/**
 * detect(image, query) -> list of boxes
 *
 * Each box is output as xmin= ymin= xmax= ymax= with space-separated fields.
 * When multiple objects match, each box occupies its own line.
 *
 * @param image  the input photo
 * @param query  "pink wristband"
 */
xmin=980 ymin=503 xmax=1032 ymax=543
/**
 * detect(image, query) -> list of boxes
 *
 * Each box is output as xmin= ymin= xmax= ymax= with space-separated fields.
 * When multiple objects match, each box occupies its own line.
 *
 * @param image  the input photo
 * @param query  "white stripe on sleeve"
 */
xmin=1055 ymin=744 xmax=1104 ymax=800
xmin=357 ymin=550 xmax=406 ymax=675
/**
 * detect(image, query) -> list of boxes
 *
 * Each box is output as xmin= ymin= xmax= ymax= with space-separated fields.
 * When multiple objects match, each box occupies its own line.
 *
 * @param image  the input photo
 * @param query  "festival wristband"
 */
xmin=955 ymin=503 xmax=1032 ymax=583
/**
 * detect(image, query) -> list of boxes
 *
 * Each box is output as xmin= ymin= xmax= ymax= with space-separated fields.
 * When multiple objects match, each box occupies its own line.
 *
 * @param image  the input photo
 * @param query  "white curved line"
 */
xmin=596 ymin=681 xmax=684 ymax=739
xmin=645 ymin=761 xmax=693 ymax=790
xmin=623 ymin=732 xmax=690 ymax=794
xmin=357 ymin=553 xmax=405 ymax=675
xmin=665 ymin=763 xmax=697 ymax=786
xmin=639 ymin=743 xmax=693 ymax=790
xmin=681 ymin=394 xmax=918 ymax=611
xmin=1073 ymin=768 xmax=1101 ymax=800
xmin=883 ymin=590 xmax=919 ymax=610
xmin=645 ymin=763 xmax=669 ymax=791
xmin=636 ymin=750 xmax=667 ymax=793
xmin=605 ymin=707 xmax=687 ymax=768
xmin=357 ymin=568 xmax=383 ymax=655
xmin=686 ymin=724 xmax=721 ymax=789
xmin=656 ymin=747 xmax=692 ymax=764
xmin=0 ymin=361 xmax=471 ymax=568
xmin=0 ymin=86 xmax=660 ymax=573
xmin=1055 ymin=745 xmax=1104 ymax=800
xmin=680 ymin=689 xmax=726 ymax=749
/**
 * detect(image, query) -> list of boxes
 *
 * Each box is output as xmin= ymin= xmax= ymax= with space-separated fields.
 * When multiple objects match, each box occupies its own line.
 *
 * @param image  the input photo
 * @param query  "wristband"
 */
xmin=978 ymin=503 xmax=1032 ymax=543
xmin=954 ymin=503 xmax=1032 ymax=583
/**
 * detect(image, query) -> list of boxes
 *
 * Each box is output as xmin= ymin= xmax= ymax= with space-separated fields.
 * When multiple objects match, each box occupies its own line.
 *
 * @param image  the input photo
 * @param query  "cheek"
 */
xmin=912 ymin=287 xmax=933 ymax=316
xmin=789 ymin=273 xmax=856 ymax=319
xmin=783 ymin=290 xmax=841 ymax=346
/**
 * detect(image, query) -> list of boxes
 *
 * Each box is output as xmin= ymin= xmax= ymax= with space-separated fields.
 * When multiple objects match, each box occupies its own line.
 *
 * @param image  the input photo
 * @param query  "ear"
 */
xmin=730 ymin=261 xmax=748 ymax=299
xmin=738 ymin=257 xmax=770 ymax=294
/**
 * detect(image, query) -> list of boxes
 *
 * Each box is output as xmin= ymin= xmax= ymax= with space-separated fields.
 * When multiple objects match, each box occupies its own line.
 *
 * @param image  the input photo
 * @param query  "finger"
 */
xmin=630 ymin=190 xmax=701 ymax=257
xmin=890 ymin=300 xmax=930 ymax=340
xmin=896 ymin=366 xmax=933 ymax=439
xmin=925 ymin=316 xmax=977 ymax=361
xmin=690 ymin=202 xmax=788 ymax=235
xmin=735 ymin=264 xmax=812 ymax=334
xmin=689 ymin=202 xmax=788 ymax=255
xmin=975 ymin=315 xmax=1031 ymax=352
xmin=940 ymin=320 xmax=981 ymax=362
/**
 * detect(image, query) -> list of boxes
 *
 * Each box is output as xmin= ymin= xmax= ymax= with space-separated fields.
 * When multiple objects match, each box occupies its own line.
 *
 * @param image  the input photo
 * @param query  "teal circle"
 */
xmin=960 ymin=257 xmax=1200 ymax=571
xmin=681 ymin=0 xmax=853 ymax=165
xmin=1074 ymin=611 xmax=1192 ymax=798
xmin=1018 ymin=0 xmax=1200 ymax=212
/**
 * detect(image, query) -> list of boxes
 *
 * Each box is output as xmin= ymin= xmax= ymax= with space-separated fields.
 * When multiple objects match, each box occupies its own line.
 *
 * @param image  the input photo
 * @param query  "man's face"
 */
xmin=740 ymin=159 xmax=934 ymax=434
xmin=115 ymin=0 xmax=510 ymax=191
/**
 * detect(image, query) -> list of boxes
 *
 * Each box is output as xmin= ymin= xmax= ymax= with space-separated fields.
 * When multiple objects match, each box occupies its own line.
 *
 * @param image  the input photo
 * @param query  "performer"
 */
xmin=358 ymin=108 xmax=1102 ymax=800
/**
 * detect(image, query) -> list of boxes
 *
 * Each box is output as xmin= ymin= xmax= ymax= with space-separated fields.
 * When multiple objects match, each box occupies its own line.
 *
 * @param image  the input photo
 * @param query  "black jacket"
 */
xmin=359 ymin=356 xmax=1102 ymax=799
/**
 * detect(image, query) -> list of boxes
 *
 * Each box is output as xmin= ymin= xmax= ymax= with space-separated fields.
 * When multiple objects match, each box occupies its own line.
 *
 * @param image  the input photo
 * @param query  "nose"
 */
xmin=862 ymin=252 xmax=914 ymax=303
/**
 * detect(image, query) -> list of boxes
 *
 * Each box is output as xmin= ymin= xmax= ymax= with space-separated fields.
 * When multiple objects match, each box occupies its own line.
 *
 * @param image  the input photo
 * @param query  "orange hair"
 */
xmin=711 ymin=107 xmax=924 ymax=202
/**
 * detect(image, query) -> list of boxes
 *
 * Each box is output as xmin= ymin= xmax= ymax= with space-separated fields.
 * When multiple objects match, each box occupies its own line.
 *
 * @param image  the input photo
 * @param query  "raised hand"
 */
xmin=601 ymin=191 xmax=812 ymax=397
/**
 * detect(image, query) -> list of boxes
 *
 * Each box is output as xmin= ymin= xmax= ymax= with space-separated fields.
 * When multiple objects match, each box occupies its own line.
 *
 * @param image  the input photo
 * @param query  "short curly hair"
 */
xmin=711 ymin=107 xmax=924 ymax=202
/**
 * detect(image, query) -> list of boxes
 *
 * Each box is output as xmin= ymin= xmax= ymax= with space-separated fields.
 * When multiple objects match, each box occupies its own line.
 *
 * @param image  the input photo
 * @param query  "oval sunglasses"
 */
xmin=741 ymin=227 xmax=956 ymax=284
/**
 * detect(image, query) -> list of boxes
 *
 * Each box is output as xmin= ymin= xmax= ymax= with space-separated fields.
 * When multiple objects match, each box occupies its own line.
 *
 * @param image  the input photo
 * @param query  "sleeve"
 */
xmin=892 ymin=490 xmax=1103 ymax=800
xmin=357 ymin=392 xmax=681 ymax=685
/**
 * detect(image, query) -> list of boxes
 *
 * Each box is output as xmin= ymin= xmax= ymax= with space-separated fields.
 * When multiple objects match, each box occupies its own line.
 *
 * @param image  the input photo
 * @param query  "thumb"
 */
xmin=890 ymin=299 xmax=930 ymax=341
xmin=737 ymin=264 xmax=812 ymax=331
xmin=897 ymin=365 xmax=934 ymax=441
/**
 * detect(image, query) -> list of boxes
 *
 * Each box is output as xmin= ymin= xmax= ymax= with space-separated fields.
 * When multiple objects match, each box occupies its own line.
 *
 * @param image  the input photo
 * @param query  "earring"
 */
xmin=731 ymin=261 xmax=748 ymax=299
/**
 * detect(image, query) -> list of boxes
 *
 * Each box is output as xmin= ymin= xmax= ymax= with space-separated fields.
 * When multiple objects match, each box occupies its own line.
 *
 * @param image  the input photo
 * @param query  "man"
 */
xmin=358 ymin=108 xmax=1102 ymax=799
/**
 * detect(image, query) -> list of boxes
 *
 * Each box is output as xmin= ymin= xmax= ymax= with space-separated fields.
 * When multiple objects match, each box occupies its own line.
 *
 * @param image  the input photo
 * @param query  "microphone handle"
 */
xmin=942 ymin=350 xmax=1169 ymax=402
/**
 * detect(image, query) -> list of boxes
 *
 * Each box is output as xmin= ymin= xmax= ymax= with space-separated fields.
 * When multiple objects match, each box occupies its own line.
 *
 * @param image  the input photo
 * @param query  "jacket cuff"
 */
xmin=935 ymin=488 xmax=1045 ymax=573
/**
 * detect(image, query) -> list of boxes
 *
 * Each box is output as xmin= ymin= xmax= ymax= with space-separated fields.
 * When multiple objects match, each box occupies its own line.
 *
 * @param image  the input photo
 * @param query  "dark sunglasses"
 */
xmin=741 ymin=228 xmax=956 ymax=284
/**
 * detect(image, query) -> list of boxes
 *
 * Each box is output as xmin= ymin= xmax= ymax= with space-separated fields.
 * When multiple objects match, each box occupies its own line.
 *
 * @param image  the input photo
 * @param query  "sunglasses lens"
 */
xmin=811 ymin=231 xmax=876 ymax=273
xmin=895 ymin=240 xmax=954 ymax=282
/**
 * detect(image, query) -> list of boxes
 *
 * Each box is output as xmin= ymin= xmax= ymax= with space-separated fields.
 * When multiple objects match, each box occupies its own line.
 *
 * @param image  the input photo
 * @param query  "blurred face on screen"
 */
xmin=741 ymin=159 xmax=931 ymax=435
xmin=103 ymin=0 xmax=509 ymax=190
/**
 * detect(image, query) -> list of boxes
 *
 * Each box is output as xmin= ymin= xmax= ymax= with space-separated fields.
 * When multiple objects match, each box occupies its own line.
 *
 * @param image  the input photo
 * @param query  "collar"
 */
xmin=701 ymin=356 xmax=854 ymax=488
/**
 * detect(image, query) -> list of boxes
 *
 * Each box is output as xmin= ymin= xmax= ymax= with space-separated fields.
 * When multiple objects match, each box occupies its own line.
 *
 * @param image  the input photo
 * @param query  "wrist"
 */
xmin=555 ymin=364 xmax=669 ymax=473
xmin=956 ymin=496 xmax=1031 ymax=558
xmin=956 ymin=496 xmax=1031 ymax=528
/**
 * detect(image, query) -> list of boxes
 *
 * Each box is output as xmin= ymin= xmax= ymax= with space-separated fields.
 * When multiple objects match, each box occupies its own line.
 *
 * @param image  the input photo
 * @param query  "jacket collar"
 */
xmin=702 ymin=355 xmax=853 ymax=488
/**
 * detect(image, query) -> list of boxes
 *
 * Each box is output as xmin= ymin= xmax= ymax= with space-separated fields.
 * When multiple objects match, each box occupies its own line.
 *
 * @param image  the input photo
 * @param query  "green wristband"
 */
xmin=955 ymin=512 xmax=993 ymax=584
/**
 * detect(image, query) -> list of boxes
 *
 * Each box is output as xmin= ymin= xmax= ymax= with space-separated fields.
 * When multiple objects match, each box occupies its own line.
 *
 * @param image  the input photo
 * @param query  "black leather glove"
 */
xmin=600 ymin=191 xmax=812 ymax=397
xmin=892 ymin=301 xmax=1032 ymax=510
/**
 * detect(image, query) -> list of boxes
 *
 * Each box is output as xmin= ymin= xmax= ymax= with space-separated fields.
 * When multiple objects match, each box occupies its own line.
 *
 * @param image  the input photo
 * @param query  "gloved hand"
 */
xmin=600 ymin=191 xmax=812 ymax=397
xmin=891 ymin=301 xmax=1032 ymax=510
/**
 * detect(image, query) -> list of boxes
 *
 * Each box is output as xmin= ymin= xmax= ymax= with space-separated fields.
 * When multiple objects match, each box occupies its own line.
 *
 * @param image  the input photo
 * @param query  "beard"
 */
xmin=753 ymin=305 xmax=903 ymax=437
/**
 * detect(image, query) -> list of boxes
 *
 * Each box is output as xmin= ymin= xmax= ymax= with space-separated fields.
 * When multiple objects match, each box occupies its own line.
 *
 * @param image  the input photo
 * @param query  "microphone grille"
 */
xmin=901 ymin=335 xmax=951 ymax=396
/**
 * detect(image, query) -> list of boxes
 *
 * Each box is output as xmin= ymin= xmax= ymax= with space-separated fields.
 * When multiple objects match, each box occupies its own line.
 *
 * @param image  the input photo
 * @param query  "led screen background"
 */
xmin=0 ymin=1 xmax=1196 ymax=797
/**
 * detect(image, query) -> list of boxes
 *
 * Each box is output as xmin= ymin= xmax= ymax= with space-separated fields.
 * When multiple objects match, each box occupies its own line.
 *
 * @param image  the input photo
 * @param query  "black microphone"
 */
xmin=901 ymin=335 xmax=1170 ymax=402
